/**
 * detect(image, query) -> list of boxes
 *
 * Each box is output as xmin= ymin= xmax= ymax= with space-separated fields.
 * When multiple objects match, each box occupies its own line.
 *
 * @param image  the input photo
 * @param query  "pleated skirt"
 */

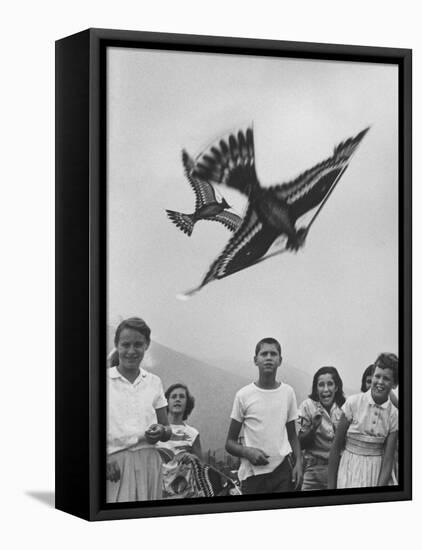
xmin=337 ymin=449 xmax=383 ymax=489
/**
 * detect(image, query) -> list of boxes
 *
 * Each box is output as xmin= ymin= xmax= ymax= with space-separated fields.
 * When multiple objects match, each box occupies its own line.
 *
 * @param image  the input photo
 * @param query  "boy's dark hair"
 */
xmin=165 ymin=383 xmax=195 ymax=420
xmin=114 ymin=317 xmax=151 ymax=347
xmin=255 ymin=337 xmax=282 ymax=357
xmin=374 ymin=353 xmax=398 ymax=386
xmin=309 ymin=366 xmax=346 ymax=407
xmin=360 ymin=364 xmax=375 ymax=392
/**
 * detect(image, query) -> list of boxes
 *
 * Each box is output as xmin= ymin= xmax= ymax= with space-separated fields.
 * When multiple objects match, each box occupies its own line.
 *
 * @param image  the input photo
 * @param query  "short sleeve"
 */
xmin=230 ymin=392 xmax=244 ymax=423
xmin=298 ymin=399 xmax=312 ymax=432
xmin=389 ymin=408 xmax=399 ymax=433
xmin=184 ymin=424 xmax=199 ymax=443
xmin=190 ymin=427 xmax=199 ymax=443
xmin=342 ymin=395 xmax=357 ymax=422
xmin=287 ymin=387 xmax=298 ymax=422
xmin=153 ymin=377 xmax=168 ymax=410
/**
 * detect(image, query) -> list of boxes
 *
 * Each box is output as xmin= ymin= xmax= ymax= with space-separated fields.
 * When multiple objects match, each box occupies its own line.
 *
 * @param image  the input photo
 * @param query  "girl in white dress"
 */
xmin=328 ymin=353 xmax=398 ymax=489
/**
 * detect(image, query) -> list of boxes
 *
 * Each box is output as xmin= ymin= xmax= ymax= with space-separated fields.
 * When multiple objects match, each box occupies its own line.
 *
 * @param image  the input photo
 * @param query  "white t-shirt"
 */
xmin=230 ymin=382 xmax=298 ymax=481
xmin=107 ymin=366 xmax=167 ymax=454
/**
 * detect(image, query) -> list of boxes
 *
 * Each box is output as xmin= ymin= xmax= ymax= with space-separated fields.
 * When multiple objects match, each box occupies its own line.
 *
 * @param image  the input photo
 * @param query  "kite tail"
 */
xmin=166 ymin=209 xmax=195 ymax=236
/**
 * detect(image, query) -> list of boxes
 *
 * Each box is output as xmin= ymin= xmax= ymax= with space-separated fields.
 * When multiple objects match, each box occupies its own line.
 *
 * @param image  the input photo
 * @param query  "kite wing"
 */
xmin=212 ymin=210 xmax=243 ymax=232
xmin=184 ymin=127 xmax=259 ymax=196
xmin=181 ymin=153 xmax=219 ymax=210
xmin=179 ymin=127 xmax=369 ymax=297
xmin=184 ymin=204 xmax=279 ymax=295
xmin=271 ymin=127 xmax=369 ymax=222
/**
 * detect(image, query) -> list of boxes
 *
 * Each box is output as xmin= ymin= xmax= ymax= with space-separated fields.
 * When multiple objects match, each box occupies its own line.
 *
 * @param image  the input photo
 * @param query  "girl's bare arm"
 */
xmin=327 ymin=413 xmax=350 ymax=489
xmin=378 ymin=431 xmax=398 ymax=486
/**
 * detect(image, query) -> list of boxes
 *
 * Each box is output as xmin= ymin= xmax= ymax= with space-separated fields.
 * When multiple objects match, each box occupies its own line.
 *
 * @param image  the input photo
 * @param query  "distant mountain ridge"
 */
xmin=147 ymin=342 xmax=318 ymax=451
xmin=146 ymin=341 xmax=250 ymax=452
xmin=208 ymin=357 xmax=313 ymax=405
xmin=107 ymin=327 xmax=353 ymax=450
xmin=108 ymin=325 xmax=311 ymax=450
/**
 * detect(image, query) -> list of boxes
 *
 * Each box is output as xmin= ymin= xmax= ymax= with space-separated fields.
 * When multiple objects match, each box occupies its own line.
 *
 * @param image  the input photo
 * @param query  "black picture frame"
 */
xmin=55 ymin=28 xmax=412 ymax=521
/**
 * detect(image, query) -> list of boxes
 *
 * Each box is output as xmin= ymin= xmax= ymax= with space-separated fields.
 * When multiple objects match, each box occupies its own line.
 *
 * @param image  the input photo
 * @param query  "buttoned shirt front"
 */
xmin=107 ymin=366 xmax=167 ymax=455
xmin=342 ymin=390 xmax=398 ymax=442
xmin=298 ymin=398 xmax=343 ymax=461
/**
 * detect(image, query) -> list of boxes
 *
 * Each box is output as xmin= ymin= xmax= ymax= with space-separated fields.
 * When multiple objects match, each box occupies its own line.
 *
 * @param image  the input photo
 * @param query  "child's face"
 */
xmin=316 ymin=374 xmax=337 ymax=407
xmin=117 ymin=328 xmax=149 ymax=371
xmin=254 ymin=343 xmax=282 ymax=376
xmin=364 ymin=375 xmax=373 ymax=391
xmin=371 ymin=366 xmax=395 ymax=403
xmin=168 ymin=387 xmax=188 ymax=417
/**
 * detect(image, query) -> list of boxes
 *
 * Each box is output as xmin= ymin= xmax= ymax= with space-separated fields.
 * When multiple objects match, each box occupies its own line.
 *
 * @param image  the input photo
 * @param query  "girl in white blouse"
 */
xmin=328 ymin=353 xmax=398 ymax=489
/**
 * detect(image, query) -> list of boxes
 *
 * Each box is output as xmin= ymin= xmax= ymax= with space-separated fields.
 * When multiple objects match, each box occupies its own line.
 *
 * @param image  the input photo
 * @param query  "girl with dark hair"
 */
xmin=298 ymin=366 xmax=345 ymax=490
xmin=361 ymin=364 xmax=374 ymax=392
xmin=157 ymin=383 xmax=203 ymax=498
xmin=159 ymin=383 xmax=202 ymax=458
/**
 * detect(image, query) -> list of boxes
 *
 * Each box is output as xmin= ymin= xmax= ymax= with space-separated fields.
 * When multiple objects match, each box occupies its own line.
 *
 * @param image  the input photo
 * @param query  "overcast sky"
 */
xmin=107 ymin=47 xmax=398 ymax=391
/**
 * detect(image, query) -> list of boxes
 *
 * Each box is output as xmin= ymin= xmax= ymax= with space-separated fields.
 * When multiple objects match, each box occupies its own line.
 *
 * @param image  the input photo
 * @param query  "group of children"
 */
xmin=106 ymin=317 xmax=399 ymax=502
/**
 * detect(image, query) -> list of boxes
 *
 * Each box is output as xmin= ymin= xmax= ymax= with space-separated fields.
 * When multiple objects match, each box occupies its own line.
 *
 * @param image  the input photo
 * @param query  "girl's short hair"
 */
xmin=360 ymin=364 xmax=375 ymax=392
xmin=114 ymin=317 xmax=151 ymax=347
xmin=374 ymin=353 xmax=398 ymax=385
xmin=165 ymin=383 xmax=195 ymax=420
xmin=309 ymin=366 xmax=346 ymax=407
xmin=255 ymin=337 xmax=282 ymax=357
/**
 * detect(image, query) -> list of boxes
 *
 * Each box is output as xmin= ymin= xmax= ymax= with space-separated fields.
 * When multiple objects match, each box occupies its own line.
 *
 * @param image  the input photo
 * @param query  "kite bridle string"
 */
xmin=304 ymin=161 xmax=350 ymax=234
xmin=181 ymin=141 xmax=363 ymax=297
xmin=245 ymin=160 xmax=352 ymax=269
xmin=181 ymin=161 xmax=351 ymax=297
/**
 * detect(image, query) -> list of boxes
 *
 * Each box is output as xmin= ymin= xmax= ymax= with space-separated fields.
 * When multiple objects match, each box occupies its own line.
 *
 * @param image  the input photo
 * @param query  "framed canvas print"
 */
xmin=55 ymin=28 xmax=412 ymax=521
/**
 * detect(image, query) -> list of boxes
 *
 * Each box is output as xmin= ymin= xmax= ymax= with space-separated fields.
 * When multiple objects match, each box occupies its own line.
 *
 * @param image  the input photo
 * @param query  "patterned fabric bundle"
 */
xmin=158 ymin=449 xmax=241 ymax=499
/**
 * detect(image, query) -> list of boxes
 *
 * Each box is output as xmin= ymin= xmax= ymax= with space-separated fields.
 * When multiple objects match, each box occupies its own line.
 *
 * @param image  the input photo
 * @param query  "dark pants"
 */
xmin=241 ymin=457 xmax=293 ymax=495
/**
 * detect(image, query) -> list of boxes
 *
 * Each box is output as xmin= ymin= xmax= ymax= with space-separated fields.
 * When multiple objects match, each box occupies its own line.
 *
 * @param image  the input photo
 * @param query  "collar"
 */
xmin=326 ymin=402 xmax=341 ymax=414
xmin=365 ymin=389 xmax=390 ymax=409
xmin=317 ymin=401 xmax=340 ymax=418
xmin=253 ymin=381 xmax=282 ymax=391
xmin=108 ymin=366 xmax=148 ymax=384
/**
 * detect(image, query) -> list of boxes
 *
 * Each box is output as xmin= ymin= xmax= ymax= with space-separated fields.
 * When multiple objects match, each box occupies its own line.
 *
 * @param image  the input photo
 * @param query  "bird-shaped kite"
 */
xmin=179 ymin=125 xmax=369 ymax=297
xmin=166 ymin=151 xmax=242 ymax=236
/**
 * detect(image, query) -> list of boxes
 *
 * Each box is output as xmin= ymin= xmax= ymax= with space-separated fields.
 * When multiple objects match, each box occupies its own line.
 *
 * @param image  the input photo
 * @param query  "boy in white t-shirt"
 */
xmin=225 ymin=337 xmax=303 ymax=494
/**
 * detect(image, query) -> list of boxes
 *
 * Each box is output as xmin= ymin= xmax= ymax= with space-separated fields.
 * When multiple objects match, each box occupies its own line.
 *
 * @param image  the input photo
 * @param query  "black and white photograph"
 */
xmin=105 ymin=43 xmax=406 ymax=506
xmin=4 ymin=0 xmax=420 ymax=545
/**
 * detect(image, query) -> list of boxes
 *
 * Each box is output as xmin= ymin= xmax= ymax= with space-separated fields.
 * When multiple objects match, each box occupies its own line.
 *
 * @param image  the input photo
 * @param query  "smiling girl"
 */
xmin=106 ymin=317 xmax=171 ymax=502
xmin=328 ymin=353 xmax=398 ymax=489
xmin=298 ymin=366 xmax=345 ymax=490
